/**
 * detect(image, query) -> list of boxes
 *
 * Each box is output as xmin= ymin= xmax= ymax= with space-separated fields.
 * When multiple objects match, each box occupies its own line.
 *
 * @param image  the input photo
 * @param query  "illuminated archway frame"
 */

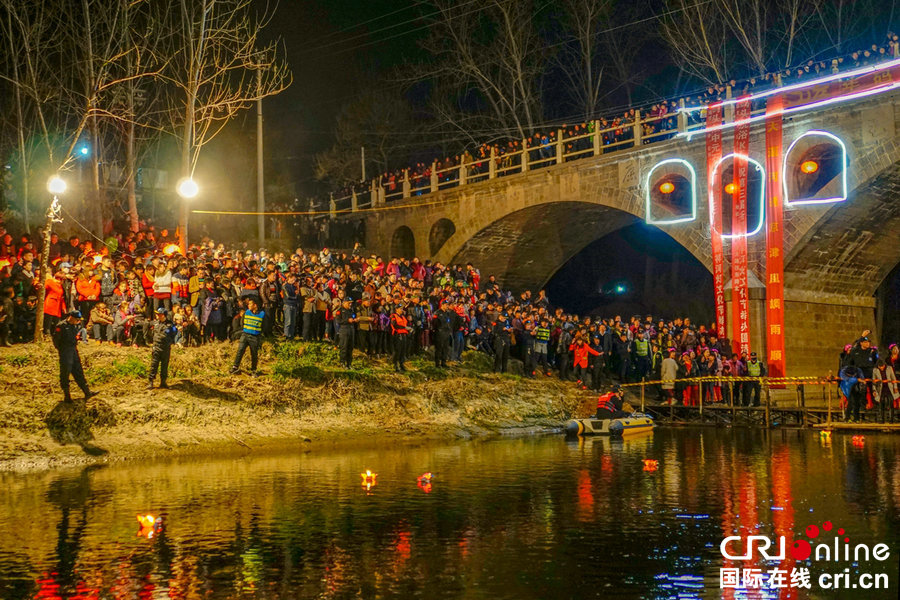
xmin=644 ymin=158 xmax=697 ymax=225
xmin=782 ymin=130 xmax=848 ymax=207
xmin=709 ymin=153 xmax=767 ymax=239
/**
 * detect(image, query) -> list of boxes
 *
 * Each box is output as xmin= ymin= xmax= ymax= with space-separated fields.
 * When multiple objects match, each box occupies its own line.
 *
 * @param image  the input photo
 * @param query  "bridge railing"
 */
xmin=339 ymin=60 xmax=895 ymax=212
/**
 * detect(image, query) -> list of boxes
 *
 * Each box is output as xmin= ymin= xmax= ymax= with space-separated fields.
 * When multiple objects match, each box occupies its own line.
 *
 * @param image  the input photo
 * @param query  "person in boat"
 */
xmin=596 ymin=385 xmax=627 ymax=419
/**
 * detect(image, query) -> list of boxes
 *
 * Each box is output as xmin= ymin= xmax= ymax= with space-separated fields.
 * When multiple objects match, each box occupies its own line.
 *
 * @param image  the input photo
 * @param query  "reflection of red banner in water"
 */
xmin=576 ymin=469 xmax=594 ymax=522
xmin=771 ymin=446 xmax=795 ymax=599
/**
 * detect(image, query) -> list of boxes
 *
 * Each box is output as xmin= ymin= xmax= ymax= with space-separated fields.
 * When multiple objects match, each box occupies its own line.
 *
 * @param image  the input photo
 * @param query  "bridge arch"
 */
xmin=391 ymin=226 xmax=415 ymax=258
xmin=429 ymin=218 xmax=456 ymax=255
xmin=446 ymin=201 xmax=708 ymax=293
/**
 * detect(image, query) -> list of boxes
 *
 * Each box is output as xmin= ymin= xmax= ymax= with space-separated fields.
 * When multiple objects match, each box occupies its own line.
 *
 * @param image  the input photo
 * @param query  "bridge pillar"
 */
xmin=783 ymin=291 xmax=876 ymax=378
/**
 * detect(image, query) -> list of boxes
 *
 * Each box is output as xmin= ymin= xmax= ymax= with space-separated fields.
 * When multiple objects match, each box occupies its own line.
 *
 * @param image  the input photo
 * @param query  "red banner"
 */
xmin=782 ymin=62 xmax=900 ymax=110
xmin=765 ymin=95 xmax=786 ymax=378
xmin=732 ymin=98 xmax=751 ymax=356
xmin=706 ymin=103 xmax=727 ymax=340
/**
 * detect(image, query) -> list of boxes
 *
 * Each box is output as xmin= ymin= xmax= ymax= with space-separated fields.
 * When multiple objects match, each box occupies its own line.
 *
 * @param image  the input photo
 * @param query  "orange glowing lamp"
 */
xmin=724 ymin=182 xmax=737 ymax=195
xmin=658 ymin=181 xmax=675 ymax=194
xmin=642 ymin=459 xmax=659 ymax=471
xmin=800 ymin=160 xmax=819 ymax=174
xmin=163 ymin=244 xmax=180 ymax=256
xmin=851 ymin=435 xmax=865 ymax=445
xmin=361 ymin=470 xmax=378 ymax=491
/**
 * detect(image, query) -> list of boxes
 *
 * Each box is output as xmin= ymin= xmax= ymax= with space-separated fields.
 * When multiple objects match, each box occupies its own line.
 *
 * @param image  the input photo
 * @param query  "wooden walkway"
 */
xmin=639 ymin=402 xmax=899 ymax=430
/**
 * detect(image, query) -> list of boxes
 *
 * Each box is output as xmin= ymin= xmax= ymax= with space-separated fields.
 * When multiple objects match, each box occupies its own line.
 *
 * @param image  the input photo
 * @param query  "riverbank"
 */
xmin=0 ymin=340 xmax=590 ymax=472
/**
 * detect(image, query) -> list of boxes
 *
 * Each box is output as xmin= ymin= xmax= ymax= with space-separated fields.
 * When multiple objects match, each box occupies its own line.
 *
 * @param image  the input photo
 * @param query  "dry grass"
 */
xmin=0 ymin=340 xmax=587 ymax=471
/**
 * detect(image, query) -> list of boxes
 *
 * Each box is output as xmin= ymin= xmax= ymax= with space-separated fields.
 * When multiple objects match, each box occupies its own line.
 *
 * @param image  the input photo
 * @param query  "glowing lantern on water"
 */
xmin=163 ymin=244 xmax=180 ymax=256
xmin=800 ymin=160 xmax=819 ymax=174
xmin=851 ymin=435 xmax=865 ymax=446
xmin=724 ymin=182 xmax=737 ymax=195
xmin=137 ymin=514 xmax=161 ymax=539
xmin=417 ymin=472 xmax=434 ymax=494
xmin=642 ymin=459 xmax=658 ymax=472
xmin=658 ymin=181 xmax=675 ymax=194
xmin=361 ymin=470 xmax=377 ymax=491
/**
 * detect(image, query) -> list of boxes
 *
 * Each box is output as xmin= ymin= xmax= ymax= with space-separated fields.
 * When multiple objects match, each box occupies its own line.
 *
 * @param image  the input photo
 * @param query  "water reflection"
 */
xmin=1 ymin=430 xmax=899 ymax=599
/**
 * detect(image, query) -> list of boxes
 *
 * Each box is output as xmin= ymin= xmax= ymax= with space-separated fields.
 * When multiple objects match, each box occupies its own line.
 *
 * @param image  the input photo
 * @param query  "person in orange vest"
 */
xmin=569 ymin=335 xmax=600 ymax=388
xmin=596 ymin=385 xmax=626 ymax=419
xmin=390 ymin=305 xmax=409 ymax=372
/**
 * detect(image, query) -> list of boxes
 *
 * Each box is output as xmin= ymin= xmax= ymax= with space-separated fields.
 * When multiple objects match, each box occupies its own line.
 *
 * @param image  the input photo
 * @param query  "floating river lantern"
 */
xmin=361 ymin=470 xmax=378 ymax=491
xmin=642 ymin=459 xmax=659 ymax=471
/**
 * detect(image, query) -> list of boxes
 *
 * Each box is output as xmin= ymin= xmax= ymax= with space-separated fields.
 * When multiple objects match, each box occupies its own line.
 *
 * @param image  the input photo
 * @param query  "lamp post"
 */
xmin=176 ymin=177 xmax=199 ymax=254
xmin=34 ymin=176 xmax=66 ymax=342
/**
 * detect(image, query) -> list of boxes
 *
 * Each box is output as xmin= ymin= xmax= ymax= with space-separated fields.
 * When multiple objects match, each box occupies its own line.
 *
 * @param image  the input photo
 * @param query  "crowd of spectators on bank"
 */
xmin=4 ymin=218 xmax=900 ymax=423
xmin=2 ymin=220 xmax=740 ymax=397
xmin=327 ymin=34 xmax=900 ymax=205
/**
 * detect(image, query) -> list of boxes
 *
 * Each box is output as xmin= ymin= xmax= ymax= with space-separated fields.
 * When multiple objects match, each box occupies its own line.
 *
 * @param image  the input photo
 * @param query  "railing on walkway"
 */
xmin=619 ymin=374 xmax=898 ymax=429
xmin=323 ymin=58 xmax=898 ymax=217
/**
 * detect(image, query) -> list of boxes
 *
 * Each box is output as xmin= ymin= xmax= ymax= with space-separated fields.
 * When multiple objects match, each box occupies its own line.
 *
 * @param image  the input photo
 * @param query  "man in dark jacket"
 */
xmin=433 ymin=303 xmax=453 ymax=368
xmin=492 ymin=313 xmax=512 ymax=373
xmin=53 ymin=310 xmax=96 ymax=402
xmin=147 ymin=307 xmax=176 ymax=389
xmin=334 ymin=298 xmax=357 ymax=368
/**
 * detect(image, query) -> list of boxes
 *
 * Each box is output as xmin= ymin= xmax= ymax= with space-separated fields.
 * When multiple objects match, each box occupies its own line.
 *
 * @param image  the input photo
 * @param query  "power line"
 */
xmin=303 ymin=0 xmax=432 ymax=46
xmin=299 ymin=0 xmax=483 ymax=55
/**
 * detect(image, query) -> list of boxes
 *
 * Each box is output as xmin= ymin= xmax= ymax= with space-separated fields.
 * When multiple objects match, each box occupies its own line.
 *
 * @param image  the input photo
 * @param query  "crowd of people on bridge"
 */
xmin=324 ymin=32 xmax=900 ymax=209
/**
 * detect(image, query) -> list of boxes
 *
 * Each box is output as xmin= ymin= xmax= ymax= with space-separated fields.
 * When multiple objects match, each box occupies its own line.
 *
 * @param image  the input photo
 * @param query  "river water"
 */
xmin=1 ymin=429 xmax=898 ymax=599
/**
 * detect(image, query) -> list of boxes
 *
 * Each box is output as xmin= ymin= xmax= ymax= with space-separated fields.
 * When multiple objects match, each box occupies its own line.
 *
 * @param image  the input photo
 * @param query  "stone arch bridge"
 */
xmin=345 ymin=90 xmax=900 ymax=375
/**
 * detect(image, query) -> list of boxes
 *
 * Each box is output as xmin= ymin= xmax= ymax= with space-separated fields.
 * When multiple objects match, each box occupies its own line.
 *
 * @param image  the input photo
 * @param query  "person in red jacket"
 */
xmin=44 ymin=271 xmax=67 ymax=334
xmin=570 ymin=335 xmax=600 ymax=389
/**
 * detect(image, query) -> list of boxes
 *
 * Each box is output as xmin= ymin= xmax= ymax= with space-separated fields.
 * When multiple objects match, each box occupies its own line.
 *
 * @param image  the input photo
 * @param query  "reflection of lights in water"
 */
xmin=240 ymin=547 xmax=263 ymax=590
xmin=576 ymin=469 xmax=594 ymax=521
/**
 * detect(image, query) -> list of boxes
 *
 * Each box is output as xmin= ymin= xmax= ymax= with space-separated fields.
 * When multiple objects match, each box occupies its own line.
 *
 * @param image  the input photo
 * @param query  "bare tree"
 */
xmin=660 ymin=0 xmax=730 ymax=85
xmin=163 ymin=0 xmax=291 ymax=253
xmin=314 ymin=89 xmax=422 ymax=186
xmin=423 ymin=0 xmax=546 ymax=140
xmin=553 ymin=0 xmax=613 ymax=119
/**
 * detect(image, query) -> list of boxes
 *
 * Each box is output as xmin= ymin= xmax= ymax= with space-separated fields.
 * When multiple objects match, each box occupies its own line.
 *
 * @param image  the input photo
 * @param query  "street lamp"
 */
xmin=176 ymin=177 xmax=199 ymax=254
xmin=177 ymin=177 xmax=199 ymax=199
xmin=36 ymin=175 xmax=66 ymax=342
xmin=47 ymin=175 xmax=67 ymax=196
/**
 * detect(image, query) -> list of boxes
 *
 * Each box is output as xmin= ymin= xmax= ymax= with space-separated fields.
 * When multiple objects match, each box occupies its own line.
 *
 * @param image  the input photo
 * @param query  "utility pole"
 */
xmin=257 ymin=67 xmax=265 ymax=249
xmin=361 ymin=146 xmax=366 ymax=181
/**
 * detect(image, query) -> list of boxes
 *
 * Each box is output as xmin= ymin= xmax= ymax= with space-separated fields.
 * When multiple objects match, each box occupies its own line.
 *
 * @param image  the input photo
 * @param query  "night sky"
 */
xmin=256 ymin=0 xmax=433 ymax=199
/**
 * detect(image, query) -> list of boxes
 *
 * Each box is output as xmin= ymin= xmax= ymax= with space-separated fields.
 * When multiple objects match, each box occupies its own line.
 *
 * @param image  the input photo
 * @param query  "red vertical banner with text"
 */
xmin=732 ymin=97 xmax=751 ymax=356
xmin=706 ymin=103 xmax=727 ymax=340
xmin=764 ymin=95 xmax=787 ymax=378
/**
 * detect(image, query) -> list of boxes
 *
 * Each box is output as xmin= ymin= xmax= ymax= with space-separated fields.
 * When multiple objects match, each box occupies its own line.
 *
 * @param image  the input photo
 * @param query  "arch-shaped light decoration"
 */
xmin=783 ymin=130 xmax=848 ymax=207
xmin=645 ymin=158 xmax=697 ymax=225
xmin=709 ymin=153 xmax=766 ymax=239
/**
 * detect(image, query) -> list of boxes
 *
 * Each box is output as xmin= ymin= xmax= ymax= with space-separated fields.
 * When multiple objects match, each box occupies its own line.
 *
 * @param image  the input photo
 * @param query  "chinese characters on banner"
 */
xmin=764 ymin=95 xmax=787 ymax=378
xmin=732 ymin=98 xmax=752 ymax=356
xmin=706 ymin=103 xmax=727 ymax=339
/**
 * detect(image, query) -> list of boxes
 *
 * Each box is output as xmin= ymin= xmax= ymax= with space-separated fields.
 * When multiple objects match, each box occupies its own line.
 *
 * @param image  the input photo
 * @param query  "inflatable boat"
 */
xmin=565 ymin=413 xmax=655 ymax=437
